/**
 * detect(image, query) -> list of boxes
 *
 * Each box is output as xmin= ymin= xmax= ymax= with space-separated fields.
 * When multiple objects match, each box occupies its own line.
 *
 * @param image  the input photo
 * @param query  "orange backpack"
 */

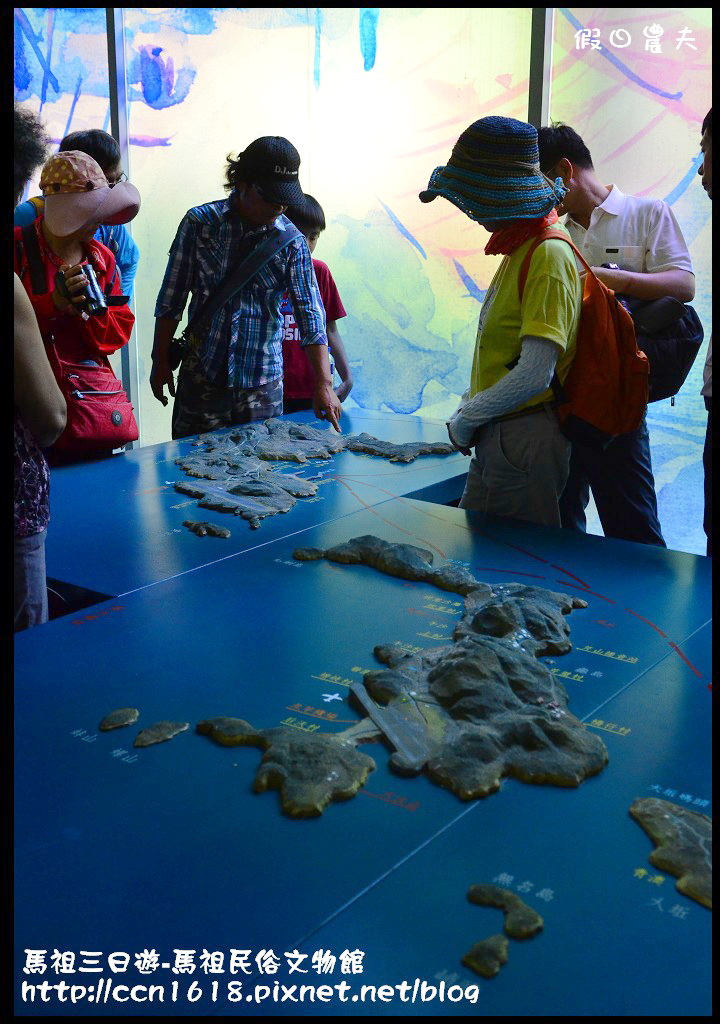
xmin=519 ymin=229 xmax=649 ymax=450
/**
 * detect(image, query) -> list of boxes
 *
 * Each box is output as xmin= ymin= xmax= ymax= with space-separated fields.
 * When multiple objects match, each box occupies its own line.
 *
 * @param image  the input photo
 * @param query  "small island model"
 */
xmin=462 ymin=934 xmax=509 ymax=979
xmin=462 ymin=884 xmax=544 ymax=979
xmin=467 ymin=884 xmax=545 ymax=940
xmin=629 ymin=797 xmax=712 ymax=910
xmin=183 ymin=520 xmax=232 ymax=538
xmin=134 ymin=721 xmax=189 ymax=748
xmin=98 ymin=707 xmax=139 ymax=731
xmin=196 ymin=717 xmax=377 ymax=817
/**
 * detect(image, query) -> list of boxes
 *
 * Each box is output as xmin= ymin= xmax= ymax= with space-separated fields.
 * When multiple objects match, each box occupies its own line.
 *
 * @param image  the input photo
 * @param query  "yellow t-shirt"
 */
xmin=469 ymin=227 xmax=582 ymax=409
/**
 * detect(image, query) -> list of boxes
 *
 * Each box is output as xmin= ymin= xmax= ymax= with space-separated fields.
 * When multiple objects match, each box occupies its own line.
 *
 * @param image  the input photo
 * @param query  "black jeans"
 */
xmin=559 ymin=413 xmax=665 ymax=547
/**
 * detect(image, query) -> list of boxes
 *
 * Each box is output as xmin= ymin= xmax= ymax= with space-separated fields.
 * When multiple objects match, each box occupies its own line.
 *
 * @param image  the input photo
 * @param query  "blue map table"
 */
xmin=44 ymin=409 xmax=466 ymax=598
xmin=14 ymin=499 xmax=711 ymax=1016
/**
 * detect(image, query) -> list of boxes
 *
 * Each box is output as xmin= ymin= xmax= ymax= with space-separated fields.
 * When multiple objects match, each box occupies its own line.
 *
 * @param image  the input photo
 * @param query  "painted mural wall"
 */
xmin=550 ymin=8 xmax=712 ymax=553
xmin=14 ymin=8 xmax=712 ymax=552
xmin=14 ymin=6 xmax=533 ymax=441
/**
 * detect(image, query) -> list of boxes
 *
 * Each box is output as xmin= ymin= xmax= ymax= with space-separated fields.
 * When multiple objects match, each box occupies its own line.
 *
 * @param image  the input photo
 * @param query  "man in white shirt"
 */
xmin=698 ymin=108 xmax=712 ymax=556
xmin=538 ymin=124 xmax=697 ymax=547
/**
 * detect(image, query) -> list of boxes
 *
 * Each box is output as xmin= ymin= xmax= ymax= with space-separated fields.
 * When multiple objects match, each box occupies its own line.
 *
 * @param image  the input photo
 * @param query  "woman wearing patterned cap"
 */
xmin=419 ymin=116 xmax=582 ymax=527
xmin=14 ymin=150 xmax=140 ymax=462
xmin=15 ymin=129 xmax=141 ymax=300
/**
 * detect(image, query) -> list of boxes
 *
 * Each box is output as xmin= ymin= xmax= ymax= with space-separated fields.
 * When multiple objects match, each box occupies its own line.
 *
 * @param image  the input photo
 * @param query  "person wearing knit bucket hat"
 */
xmin=419 ymin=116 xmax=567 ymax=223
xmin=151 ymin=135 xmax=341 ymax=438
xmin=419 ymin=116 xmax=582 ymax=527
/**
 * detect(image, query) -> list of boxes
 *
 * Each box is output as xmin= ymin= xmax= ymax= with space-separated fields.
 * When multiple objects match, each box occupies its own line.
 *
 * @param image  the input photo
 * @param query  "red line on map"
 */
xmin=624 ymin=608 xmax=667 ymax=637
xmin=667 ymin=642 xmax=703 ymax=678
xmin=497 ymin=542 xmax=550 ymax=564
xmin=555 ymin=582 xmax=617 ymax=604
xmin=550 ymin=564 xmax=590 ymax=587
xmin=334 ymin=475 xmax=707 ymax=689
xmin=333 ymin=477 xmax=448 ymax=559
xmin=286 ymin=707 xmax=356 ymax=724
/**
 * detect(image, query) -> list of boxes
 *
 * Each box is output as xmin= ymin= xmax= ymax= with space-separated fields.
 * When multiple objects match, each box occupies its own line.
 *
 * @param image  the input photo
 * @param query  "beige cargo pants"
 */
xmin=459 ymin=405 xmax=570 ymax=528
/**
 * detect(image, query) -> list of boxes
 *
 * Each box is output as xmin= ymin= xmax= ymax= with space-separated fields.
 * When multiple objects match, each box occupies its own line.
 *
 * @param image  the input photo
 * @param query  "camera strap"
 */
xmin=19 ymin=224 xmax=47 ymax=295
xmin=18 ymin=223 xmax=129 ymax=305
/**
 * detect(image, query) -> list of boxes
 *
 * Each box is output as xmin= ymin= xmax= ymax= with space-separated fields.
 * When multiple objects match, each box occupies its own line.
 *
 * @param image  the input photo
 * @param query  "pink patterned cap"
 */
xmin=39 ymin=150 xmax=140 ymax=236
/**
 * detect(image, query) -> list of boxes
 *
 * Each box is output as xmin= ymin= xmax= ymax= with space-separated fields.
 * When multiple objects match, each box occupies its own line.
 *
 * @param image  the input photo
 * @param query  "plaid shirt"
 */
xmin=155 ymin=197 xmax=328 ymax=388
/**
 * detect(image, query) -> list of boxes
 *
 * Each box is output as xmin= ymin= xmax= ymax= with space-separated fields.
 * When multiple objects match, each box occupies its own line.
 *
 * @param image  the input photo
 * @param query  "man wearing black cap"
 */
xmin=151 ymin=136 xmax=341 ymax=436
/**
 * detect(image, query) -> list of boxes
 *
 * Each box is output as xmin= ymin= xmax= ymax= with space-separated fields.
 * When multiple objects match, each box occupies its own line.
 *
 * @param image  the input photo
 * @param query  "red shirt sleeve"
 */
xmin=312 ymin=259 xmax=347 ymax=322
xmin=80 ymin=241 xmax=135 ymax=355
xmin=14 ymin=224 xmax=134 ymax=361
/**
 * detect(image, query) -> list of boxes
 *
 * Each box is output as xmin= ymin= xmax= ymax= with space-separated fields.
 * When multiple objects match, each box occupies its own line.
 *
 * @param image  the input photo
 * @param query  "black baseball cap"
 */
xmin=239 ymin=136 xmax=304 ymax=205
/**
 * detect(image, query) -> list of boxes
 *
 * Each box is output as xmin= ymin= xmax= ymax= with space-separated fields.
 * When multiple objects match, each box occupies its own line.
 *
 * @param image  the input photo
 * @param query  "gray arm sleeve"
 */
xmin=448 ymin=336 xmax=559 ymax=449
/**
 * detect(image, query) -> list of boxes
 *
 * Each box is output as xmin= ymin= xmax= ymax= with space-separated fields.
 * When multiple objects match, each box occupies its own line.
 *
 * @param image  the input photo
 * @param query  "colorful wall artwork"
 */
xmin=550 ymin=8 xmax=712 ymax=553
xmin=14 ymin=8 xmax=712 ymax=553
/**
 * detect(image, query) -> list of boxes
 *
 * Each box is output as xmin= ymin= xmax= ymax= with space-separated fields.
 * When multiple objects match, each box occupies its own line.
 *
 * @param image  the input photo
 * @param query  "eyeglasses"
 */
xmin=107 ymin=172 xmax=128 ymax=188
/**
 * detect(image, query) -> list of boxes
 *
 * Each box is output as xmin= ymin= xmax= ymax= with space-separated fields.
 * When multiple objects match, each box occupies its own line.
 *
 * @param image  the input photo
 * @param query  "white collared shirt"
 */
xmin=563 ymin=184 xmax=694 ymax=275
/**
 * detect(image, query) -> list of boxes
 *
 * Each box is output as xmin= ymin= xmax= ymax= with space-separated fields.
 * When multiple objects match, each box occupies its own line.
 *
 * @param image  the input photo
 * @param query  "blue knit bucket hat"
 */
xmin=419 ymin=116 xmax=567 ymax=223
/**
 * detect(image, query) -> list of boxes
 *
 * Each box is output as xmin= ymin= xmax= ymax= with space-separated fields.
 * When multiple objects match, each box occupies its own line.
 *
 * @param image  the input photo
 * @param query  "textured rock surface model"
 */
xmin=462 ymin=885 xmax=544 ymax=979
xmin=194 ymin=534 xmax=605 ymax=817
xmin=173 ymin=419 xmax=455 ymax=529
xmin=630 ymin=797 xmax=712 ymax=909
xmin=467 ymin=884 xmax=544 ymax=939
xmin=98 ymin=707 xmax=139 ymax=731
xmin=133 ymin=721 xmax=189 ymax=748
xmin=114 ymin=535 xmax=606 ymax=818
xmin=183 ymin=520 xmax=232 ymax=538
xmin=461 ymin=934 xmax=509 ymax=979
xmin=196 ymin=717 xmax=376 ymax=818
xmin=293 ymin=535 xmax=607 ymax=802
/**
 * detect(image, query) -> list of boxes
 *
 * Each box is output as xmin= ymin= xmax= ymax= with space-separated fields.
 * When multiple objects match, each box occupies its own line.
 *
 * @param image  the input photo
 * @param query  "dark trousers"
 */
xmin=559 ymin=413 xmax=666 ymax=547
xmin=704 ymin=396 xmax=712 ymax=557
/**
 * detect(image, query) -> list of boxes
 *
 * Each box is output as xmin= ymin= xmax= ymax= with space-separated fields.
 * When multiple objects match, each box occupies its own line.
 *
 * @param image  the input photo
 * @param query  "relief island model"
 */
xmin=462 ymin=884 xmax=544 ymax=979
xmin=629 ymin=797 xmax=712 ymax=910
xmin=173 ymin=418 xmax=455 ymax=530
xmin=194 ymin=535 xmax=608 ymax=816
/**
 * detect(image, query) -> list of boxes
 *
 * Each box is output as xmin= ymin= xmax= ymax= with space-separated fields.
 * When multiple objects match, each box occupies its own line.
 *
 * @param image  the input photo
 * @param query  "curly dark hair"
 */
xmin=224 ymin=151 xmax=249 ymax=192
xmin=702 ymin=108 xmax=712 ymax=137
xmin=14 ymin=103 xmax=50 ymax=205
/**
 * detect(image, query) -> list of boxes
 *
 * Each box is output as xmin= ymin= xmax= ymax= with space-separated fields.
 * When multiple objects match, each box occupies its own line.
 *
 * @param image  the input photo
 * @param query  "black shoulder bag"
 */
xmin=167 ymin=221 xmax=302 ymax=370
xmin=619 ymin=295 xmax=704 ymax=404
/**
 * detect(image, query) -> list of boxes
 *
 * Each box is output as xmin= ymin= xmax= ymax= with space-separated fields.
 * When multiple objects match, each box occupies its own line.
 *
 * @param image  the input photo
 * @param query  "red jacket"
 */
xmin=14 ymin=218 xmax=134 ymax=365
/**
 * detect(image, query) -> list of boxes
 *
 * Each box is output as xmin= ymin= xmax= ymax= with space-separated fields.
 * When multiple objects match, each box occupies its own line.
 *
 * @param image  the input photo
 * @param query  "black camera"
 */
xmin=55 ymin=264 xmax=107 ymax=317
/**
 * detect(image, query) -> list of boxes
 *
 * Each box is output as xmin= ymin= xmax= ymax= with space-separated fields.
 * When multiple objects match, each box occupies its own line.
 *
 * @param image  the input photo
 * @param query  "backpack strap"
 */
xmin=20 ymin=223 xmax=48 ymax=295
xmin=516 ymin=229 xmax=590 ymax=407
xmin=517 ymin=229 xmax=591 ymax=301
